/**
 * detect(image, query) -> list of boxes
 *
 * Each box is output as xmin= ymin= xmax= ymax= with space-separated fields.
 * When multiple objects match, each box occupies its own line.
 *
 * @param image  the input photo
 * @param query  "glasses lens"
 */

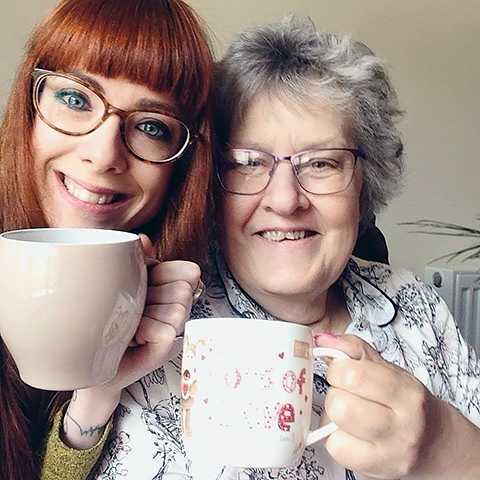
xmin=219 ymin=149 xmax=274 ymax=194
xmin=124 ymin=113 xmax=190 ymax=162
xmin=294 ymin=149 xmax=356 ymax=194
xmin=34 ymin=74 xmax=105 ymax=134
xmin=219 ymin=148 xmax=357 ymax=195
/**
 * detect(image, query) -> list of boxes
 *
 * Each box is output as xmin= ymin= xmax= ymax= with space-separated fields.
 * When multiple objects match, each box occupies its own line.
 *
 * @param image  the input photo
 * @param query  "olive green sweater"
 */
xmin=40 ymin=404 xmax=112 ymax=480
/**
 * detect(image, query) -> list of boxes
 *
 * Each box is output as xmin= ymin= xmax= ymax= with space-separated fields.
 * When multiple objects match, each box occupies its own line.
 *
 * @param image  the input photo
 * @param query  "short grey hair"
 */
xmin=214 ymin=15 xmax=404 ymax=226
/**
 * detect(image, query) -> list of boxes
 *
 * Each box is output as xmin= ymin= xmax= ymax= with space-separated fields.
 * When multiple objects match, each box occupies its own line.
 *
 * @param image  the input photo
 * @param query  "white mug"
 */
xmin=181 ymin=317 xmax=349 ymax=469
xmin=0 ymin=228 xmax=148 ymax=390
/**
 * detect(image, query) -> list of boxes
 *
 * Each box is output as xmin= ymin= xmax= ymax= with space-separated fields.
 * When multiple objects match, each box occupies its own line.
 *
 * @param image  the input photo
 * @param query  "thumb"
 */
xmin=138 ymin=233 xmax=154 ymax=260
xmin=315 ymin=332 xmax=383 ymax=363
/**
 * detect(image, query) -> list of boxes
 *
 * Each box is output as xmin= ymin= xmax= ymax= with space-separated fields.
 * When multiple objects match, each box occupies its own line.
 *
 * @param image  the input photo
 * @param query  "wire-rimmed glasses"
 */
xmin=31 ymin=68 xmax=196 ymax=163
xmin=217 ymin=148 xmax=361 ymax=195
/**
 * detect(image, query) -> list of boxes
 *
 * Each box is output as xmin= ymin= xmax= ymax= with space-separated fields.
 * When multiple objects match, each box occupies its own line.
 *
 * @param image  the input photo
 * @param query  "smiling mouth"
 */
xmin=63 ymin=176 xmax=124 ymax=205
xmin=260 ymin=230 xmax=315 ymax=242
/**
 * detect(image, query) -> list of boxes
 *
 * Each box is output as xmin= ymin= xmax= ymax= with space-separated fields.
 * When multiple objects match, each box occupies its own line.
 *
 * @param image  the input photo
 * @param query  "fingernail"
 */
xmin=314 ymin=332 xmax=338 ymax=340
xmin=145 ymin=257 xmax=160 ymax=267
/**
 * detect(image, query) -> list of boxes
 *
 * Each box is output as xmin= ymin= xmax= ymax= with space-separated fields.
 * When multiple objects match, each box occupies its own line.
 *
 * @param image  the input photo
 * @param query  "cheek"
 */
xmin=32 ymin=119 xmax=79 ymax=176
xmin=220 ymin=195 xmax=254 ymax=240
xmin=138 ymin=165 xmax=175 ymax=212
xmin=314 ymin=189 xmax=361 ymax=233
xmin=330 ymin=172 xmax=362 ymax=229
xmin=142 ymin=161 xmax=174 ymax=192
xmin=32 ymin=120 xmax=53 ymax=168
xmin=332 ymin=199 xmax=361 ymax=228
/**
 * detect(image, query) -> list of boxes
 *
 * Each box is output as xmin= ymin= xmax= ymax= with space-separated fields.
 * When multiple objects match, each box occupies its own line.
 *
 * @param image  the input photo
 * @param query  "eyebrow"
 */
xmin=67 ymin=70 xmax=179 ymax=116
xmin=70 ymin=71 xmax=105 ymax=94
xmin=136 ymin=99 xmax=178 ymax=115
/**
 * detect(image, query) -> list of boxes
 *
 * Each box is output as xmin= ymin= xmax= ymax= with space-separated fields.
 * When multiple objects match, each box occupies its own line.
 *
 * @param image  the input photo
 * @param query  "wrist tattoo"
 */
xmin=64 ymin=410 xmax=105 ymax=438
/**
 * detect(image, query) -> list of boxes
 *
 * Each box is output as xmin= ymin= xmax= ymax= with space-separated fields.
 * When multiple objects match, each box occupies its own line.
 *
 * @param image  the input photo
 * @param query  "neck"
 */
xmin=247 ymin=283 xmax=351 ymax=335
xmin=310 ymin=284 xmax=351 ymax=336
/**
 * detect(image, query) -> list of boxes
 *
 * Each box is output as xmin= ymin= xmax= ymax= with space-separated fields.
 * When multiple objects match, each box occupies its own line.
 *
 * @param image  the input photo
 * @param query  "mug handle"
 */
xmin=305 ymin=346 xmax=350 ymax=446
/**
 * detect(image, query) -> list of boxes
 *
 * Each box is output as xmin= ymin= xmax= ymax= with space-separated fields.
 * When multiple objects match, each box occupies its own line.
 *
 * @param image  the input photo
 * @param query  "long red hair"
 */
xmin=0 ymin=1 xmax=214 ymax=478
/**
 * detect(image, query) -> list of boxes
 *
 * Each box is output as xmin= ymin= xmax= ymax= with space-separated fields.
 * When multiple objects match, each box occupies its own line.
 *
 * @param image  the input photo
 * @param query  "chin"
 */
xmin=256 ymin=276 xmax=312 ymax=296
xmin=47 ymin=218 xmax=118 ymax=230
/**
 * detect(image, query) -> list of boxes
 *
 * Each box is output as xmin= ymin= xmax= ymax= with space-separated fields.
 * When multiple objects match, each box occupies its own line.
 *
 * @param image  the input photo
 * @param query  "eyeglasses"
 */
xmin=31 ymin=68 xmax=195 ymax=163
xmin=217 ymin=148 xmax=360 ymax=195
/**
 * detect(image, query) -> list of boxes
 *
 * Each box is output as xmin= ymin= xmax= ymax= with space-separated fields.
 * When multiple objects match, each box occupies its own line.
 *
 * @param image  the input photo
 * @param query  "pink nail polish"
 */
xmin=314 ymin=332 xmax=338 ymax=340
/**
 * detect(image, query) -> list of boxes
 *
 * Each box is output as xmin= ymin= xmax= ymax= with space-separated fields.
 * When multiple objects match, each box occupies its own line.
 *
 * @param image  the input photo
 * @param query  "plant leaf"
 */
xmin=401 ymin=219 xmax=480 ymax=263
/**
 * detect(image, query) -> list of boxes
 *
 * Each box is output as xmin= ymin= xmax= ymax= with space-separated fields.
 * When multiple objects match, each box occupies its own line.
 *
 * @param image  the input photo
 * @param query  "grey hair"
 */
xmin=214 ymin=15 xmax=404 ymax=226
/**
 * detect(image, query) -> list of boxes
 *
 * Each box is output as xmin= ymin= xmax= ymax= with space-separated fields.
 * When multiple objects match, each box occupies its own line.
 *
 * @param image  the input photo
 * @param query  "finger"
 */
xmin=326 ymin=386 xmax=395 ymax=441
xmin=138 ymin=233 xmax=154 ymax=259
xmin=116 ymin=322 xmax=178 ymax=387
xmin=314 ymin=332 xmax=382 ymax=362
xmin=327 ymin=355 xmax=422 ymax=408
xmin=138 ymin=304 xmax=189 ymax=341
xmin=325 ymin=424 xmax=417 ymax=479
xmin=314 ymin=333 xmax=425 ymax=407
xmin=324 ymin=428 xmax=381 ymax=476
xmin=149 ymin=260 xmax=201 ymax=290
xmin=146 ymin=280 xmax=194 ymax=308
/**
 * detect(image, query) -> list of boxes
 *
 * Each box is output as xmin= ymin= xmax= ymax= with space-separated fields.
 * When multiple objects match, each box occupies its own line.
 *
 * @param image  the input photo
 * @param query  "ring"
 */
xmin=192 ymin=279 xmax=205 ymax=304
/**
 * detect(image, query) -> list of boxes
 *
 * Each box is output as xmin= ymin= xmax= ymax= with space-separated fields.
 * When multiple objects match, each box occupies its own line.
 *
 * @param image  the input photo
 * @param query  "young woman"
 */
xmin=0 ymin=0 xmax=215 ymax=479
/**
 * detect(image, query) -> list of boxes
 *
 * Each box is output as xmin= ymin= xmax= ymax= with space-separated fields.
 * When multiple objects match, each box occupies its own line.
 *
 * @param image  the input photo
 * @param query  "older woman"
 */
xmin=43 ymin=15 xmax=480 ymax=480
xmin=209 ymin=15 xmax=480 ymax=479
xmin=0 ymin=0 xmax=214 ymax=479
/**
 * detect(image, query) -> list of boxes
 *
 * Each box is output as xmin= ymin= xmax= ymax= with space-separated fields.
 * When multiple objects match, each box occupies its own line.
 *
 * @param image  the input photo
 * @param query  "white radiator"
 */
xmin=425 ymin=266 xmax=480 ymax=353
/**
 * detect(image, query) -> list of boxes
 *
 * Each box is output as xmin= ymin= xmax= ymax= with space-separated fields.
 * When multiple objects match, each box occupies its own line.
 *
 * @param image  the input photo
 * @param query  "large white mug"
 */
xmin=181 ymin=317 xmax=349 ymax=469
xmin=0 ymin=228 xmax=148 ymax=390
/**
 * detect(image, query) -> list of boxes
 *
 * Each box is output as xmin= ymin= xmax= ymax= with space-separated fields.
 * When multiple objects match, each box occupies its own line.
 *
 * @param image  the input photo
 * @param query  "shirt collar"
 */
xmin=342 ymin=258 xmax=398 ymax=327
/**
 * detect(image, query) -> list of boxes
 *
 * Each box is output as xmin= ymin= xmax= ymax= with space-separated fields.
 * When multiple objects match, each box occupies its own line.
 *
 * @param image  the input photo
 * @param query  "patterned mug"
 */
xmin=181 ymin=317 xmax=349 ymax=469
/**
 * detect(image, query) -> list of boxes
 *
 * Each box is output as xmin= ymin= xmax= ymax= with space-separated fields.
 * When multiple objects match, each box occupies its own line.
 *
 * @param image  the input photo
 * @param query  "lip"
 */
xmin=55 ymin=171 xmax=131 ymax=214
xmin=255 ymin=227 xmax=318 ymax=235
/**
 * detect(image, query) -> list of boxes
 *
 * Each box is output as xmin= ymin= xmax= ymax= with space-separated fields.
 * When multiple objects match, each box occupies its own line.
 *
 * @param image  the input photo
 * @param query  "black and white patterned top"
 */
xmin=90 ymin=255 xmax=480 ymax=480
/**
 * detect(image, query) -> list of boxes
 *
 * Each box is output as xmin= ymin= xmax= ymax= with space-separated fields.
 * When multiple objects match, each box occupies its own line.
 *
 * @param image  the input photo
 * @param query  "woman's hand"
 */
xmin=111 ymin=234 xmax=200 ymax=388
xmin=61 ymin=234 xmax=201 ymax=450
xmin=315 ymin=333 xmax=480 ymax=480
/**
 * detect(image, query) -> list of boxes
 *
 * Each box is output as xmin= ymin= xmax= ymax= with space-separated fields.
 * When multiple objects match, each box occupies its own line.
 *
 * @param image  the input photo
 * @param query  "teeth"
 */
xmin=63 ymin=177 xmax=115 ymax=205
xmin=261 ymin=230 xmax=307 ymax=241
xmin=285 ymin=231 xmax=306 ymax=240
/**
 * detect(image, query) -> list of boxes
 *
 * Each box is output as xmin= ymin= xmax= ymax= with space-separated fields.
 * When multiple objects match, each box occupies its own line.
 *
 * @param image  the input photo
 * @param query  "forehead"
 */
xmin=231 ymin=95 xmax=354 ymax=151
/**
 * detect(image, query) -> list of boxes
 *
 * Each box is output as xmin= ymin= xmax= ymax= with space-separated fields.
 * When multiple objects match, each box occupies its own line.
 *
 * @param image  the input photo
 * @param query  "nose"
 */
xmin=77 ymin=115 xmax=129 ymax=174
xmin=260 ymin=160 xmax=309 ymax=215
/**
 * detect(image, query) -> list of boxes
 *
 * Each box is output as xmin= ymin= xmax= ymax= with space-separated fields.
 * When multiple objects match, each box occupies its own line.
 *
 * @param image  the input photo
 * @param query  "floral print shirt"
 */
xmin=89 ymin=256 xmax=480 ymax=480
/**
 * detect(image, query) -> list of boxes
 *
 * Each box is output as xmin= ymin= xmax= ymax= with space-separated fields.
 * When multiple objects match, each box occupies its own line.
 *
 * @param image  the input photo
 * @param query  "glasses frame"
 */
xmin=31 ymin=68 xmax=197 ymax=164
xmin=217 ymin=147 xmax=361 ymax=195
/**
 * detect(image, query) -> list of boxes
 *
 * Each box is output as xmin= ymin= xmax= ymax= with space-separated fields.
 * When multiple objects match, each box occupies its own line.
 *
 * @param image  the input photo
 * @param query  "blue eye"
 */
xmin=54 ymin=89 xmax=91 ymax=111
xmin=136 ymin=120 xmax=171 ymax=140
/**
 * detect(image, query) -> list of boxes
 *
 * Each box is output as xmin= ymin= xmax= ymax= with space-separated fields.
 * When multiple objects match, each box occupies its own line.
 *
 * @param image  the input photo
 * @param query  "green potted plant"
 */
xmin=402 ymin=216 xmax=480 ymax=264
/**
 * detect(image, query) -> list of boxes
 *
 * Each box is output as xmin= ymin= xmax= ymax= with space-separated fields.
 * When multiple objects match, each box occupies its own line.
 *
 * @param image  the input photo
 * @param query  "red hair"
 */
xmin=0 ymin=1 xmax=215 ymax=478
xmin=0 ymin=0 xmax=214 ymax=261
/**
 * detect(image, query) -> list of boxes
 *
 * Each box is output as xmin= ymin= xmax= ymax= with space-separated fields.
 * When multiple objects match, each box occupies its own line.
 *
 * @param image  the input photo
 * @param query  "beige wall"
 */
xmin=2 ymin=0 xmax=479 ymax=276
xmin=0 ymin=1 xmax=55 ymax=112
